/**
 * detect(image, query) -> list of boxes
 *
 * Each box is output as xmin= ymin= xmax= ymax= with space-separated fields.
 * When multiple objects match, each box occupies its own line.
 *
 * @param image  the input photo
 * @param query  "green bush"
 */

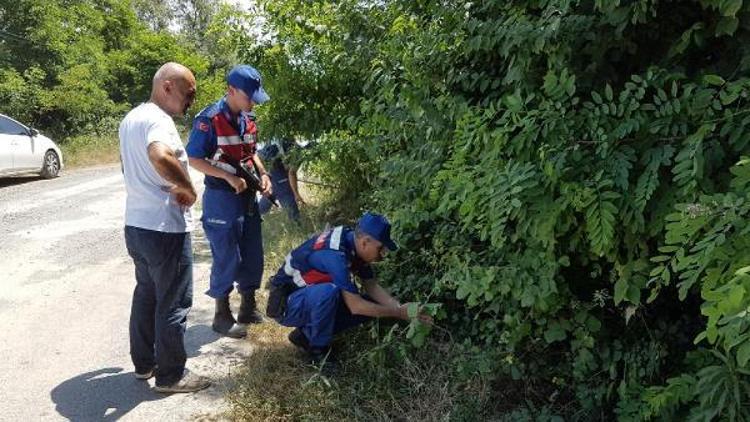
xmin=0 ymin=0 xmax=230 ymax=140
xmin=255 ymin=0 xmax=750 ymax=418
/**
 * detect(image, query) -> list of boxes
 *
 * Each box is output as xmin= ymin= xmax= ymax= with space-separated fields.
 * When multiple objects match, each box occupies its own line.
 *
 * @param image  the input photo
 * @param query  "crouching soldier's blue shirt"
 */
xmin=271 ymin=226 xmax=374 ymax=348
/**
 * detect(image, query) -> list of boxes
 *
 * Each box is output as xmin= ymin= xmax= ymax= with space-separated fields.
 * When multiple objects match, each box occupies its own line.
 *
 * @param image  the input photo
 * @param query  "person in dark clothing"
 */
xmin=258 ymin=139 xmax=305 ymax=222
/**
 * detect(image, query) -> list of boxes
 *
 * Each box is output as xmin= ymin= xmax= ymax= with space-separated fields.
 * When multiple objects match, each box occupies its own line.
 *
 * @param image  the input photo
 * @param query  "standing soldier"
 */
xmin=186 ymin=65 xmax=272 ymax=338
xmin=258 ymin=138 xmax=305 ymax=223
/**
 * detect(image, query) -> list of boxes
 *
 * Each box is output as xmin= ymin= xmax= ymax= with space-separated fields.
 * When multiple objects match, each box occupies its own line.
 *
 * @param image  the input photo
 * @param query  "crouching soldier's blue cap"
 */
xmin=357 ymin=212 xmax=398 ymax=251
xmin=227 ymin=65 xmax=270 ymax=104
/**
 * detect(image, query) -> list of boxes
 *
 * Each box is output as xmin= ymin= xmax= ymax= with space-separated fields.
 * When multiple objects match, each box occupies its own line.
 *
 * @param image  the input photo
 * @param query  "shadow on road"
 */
xmin=185 ymin=323 xmax=221 ymax=358
xmin=0 ymin=175 xmax=43 ymax=188
xmin=49 ymin=325 xmax=224 ymax=420
xmin=50 ymin=367 xmax=162 ymax=421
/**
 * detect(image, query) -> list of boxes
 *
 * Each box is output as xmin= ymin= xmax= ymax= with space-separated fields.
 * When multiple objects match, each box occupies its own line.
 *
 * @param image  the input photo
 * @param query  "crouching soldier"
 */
xmin=266 ymin=212 xmax=433 ymax=371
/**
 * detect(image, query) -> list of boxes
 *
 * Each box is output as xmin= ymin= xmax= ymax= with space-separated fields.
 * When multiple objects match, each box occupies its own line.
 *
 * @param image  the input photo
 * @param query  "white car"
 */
xmin=0 ymin=113 xmax=63 ymax=178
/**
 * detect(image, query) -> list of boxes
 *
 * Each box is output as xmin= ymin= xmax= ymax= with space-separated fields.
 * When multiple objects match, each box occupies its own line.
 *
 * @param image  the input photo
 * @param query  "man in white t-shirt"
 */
xmin=118 ymin=62 xmax=210 ymax=393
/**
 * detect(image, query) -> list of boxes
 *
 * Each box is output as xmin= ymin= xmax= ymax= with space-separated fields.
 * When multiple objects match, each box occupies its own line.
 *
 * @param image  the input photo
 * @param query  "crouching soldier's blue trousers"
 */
xmin=279 ymin=283 xmax=370 ymax=348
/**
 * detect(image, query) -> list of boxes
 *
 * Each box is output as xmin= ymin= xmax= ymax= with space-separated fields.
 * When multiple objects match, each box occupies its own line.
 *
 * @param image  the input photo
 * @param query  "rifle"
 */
xmin=214 ymin=148 xmax=280 ymax=207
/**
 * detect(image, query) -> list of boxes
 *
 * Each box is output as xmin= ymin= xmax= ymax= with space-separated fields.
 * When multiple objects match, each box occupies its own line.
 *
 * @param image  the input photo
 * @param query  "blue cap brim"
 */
xmin=384 ymin=239 xmax=398 ymax=251
xmin=252 ymin=86 xmax=270 ymax=104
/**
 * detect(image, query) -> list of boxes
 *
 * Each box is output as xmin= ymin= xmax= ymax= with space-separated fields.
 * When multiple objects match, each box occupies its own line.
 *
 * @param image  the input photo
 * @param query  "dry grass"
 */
xmin=227 ymin=321 xmax=491 ymax=421
xmin=59 ymin=134 xmax=121 ymax=168
xmin=225 ymin=188 xmax=492 ymax=421
xmin=227 ymin=323 xmax=348 ymax=421
xmin=58 ymin=123 xmax=195 ymax=169
xmin=228 ymin=193 xmax=351 ymax=421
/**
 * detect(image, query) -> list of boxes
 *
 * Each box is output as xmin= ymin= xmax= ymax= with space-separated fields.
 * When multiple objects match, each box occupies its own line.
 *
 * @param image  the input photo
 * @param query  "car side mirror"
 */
xmin=29 ymin=128 xmax=39 ymax=136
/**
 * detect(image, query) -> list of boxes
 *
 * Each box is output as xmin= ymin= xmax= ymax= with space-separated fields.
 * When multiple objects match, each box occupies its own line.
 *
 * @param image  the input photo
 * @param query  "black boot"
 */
xmin=212 ymin=296 xmax=246 ymax=338
xmin=288 ymin=328 xmax=310 ymax=352
xmin=308 ymin=346 xmax=338 ymax=376
xmin=237 ymin=292 xmax=264 ymax=324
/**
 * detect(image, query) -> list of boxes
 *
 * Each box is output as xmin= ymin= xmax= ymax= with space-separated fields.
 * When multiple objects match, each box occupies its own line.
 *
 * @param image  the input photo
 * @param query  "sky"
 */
xmin=231 ymin=0 xmax=254 ymax=12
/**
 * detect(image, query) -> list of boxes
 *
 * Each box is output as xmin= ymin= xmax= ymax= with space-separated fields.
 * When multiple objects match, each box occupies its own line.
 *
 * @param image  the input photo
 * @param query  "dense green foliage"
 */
xmin=0 ymin=0 xmax=249 ymax=141
xmin=251 ymin=0 xmax=750 ymax=418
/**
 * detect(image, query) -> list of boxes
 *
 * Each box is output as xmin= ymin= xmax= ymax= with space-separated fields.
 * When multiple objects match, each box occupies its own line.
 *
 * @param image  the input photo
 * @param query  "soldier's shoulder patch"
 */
xmin=195 ymin=120 xmax=209 ymax=132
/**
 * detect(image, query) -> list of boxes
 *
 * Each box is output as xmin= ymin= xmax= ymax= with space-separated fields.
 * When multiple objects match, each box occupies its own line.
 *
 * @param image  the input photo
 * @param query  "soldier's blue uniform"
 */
xmin=271 ymin=225 xmax=374 ymax=348
xmin=186 ymin=98 xmax=264 ymax=299
xmin=258 ymin=140 xmax=300 ymax=222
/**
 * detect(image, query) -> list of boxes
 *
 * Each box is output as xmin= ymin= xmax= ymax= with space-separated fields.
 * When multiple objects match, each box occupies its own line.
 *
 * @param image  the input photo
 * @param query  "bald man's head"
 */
xmin=150 ymin=62 xmax=197 ymax=117
xmin=152 ymin=62 xmax=192 ymax=88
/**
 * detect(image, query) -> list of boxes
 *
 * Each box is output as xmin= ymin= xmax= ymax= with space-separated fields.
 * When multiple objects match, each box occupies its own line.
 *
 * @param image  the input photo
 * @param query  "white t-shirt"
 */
xmin=118 ymin=102 xmax=194 ymax=233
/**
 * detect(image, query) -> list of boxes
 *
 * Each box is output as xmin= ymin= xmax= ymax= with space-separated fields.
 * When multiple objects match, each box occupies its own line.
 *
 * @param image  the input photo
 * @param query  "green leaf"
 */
xmin=503 ymin=94 xmax=522 ymax=112
xmin=585 ymin=316 xmax=602 ymax=333
xmin=627 ymin=285 xmax=641 ymax=304
xmin=544 ymin=322 xmax=567 ymax=343
xmin=480 ymin=78 xmax=489 ymax=93
xmin=407 ymin=303 xmax=419 ymax=319
xmin=716 ymin=16 xmax=739 ymax=36
xmin=737 ymin=341 xmax=750 ymax=368
xmin=543 ymin=72 xmax=558 ymax=95
xmin=704 ymin=75 xmax=726 ymax=86
xmin=649 ymin=265 xmax=665 ymax=277
xmin=585 ymin=189 xmax=619 ymax=256
xmin=614 ymin=278 xmax=628 ymax=305
xmin=720 ymin=0 xmax=743 ymax=16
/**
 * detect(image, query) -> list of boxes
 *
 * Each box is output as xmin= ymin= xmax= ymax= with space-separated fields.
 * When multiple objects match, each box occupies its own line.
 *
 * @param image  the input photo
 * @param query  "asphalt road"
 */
xmin=0 ymin=165 xmax=254 ymax=421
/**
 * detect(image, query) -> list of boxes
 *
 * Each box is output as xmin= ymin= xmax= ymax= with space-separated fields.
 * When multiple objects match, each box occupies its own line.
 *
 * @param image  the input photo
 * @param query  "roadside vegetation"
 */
xmin=0 ymin=0 xmax=252 ymax=165
xmin=242 ymin=1 xmax=750 ymax=419
xmin=232 ymin=190 xmax=494 ymax=421
xmin=59 ymin=135 xmax=120 ymax=168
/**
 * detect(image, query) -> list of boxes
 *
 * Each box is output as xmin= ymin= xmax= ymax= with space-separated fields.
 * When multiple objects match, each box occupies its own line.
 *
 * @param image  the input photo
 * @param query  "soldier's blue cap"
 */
xmin=357 ymin=212 xmax=398 ymax=251
xmin=227 ymin=65 xmax=270 ymax=104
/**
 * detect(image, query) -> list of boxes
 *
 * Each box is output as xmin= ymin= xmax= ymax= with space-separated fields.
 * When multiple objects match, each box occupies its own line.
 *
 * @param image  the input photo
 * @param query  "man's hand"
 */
xmin=148 ymin=142 xmax=196 ymax=208
xmin=261 ymin=174 xmax=273 ymax=196
xmin=226 ymin=174 xmax=248 ymax=194
xmin=416 ymin=312 xmax=434 ymax=325
xmin=170 ymin=185 xmax=197 ymax=207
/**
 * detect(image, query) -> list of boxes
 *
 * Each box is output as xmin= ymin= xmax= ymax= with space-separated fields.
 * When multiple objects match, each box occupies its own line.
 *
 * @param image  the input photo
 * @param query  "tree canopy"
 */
xmin=0 ymin=0 xmax=252 ymax=137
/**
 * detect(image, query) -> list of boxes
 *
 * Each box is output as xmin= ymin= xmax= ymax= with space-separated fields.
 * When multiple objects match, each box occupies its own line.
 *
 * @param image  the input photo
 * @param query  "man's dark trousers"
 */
xmin=125 ymin=226 xmax=193 ymax=386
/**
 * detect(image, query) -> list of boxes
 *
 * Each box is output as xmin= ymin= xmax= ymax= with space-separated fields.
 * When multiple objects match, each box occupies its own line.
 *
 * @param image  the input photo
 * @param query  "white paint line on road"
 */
xmin=13 ymin=213 xmax=121 ymax=240
xmin=2 ymin=174 xmax=124 ymax=215
xmin=42 ymin=174 xmax=123 ymax=201
xmin=12 ymin=193 xmax=125 ymax=240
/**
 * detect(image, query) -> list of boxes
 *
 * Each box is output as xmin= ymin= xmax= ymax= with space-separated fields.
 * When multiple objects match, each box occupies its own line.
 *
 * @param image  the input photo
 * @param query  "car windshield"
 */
xmin=0 ymin=116 xmax=27 ymax=135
